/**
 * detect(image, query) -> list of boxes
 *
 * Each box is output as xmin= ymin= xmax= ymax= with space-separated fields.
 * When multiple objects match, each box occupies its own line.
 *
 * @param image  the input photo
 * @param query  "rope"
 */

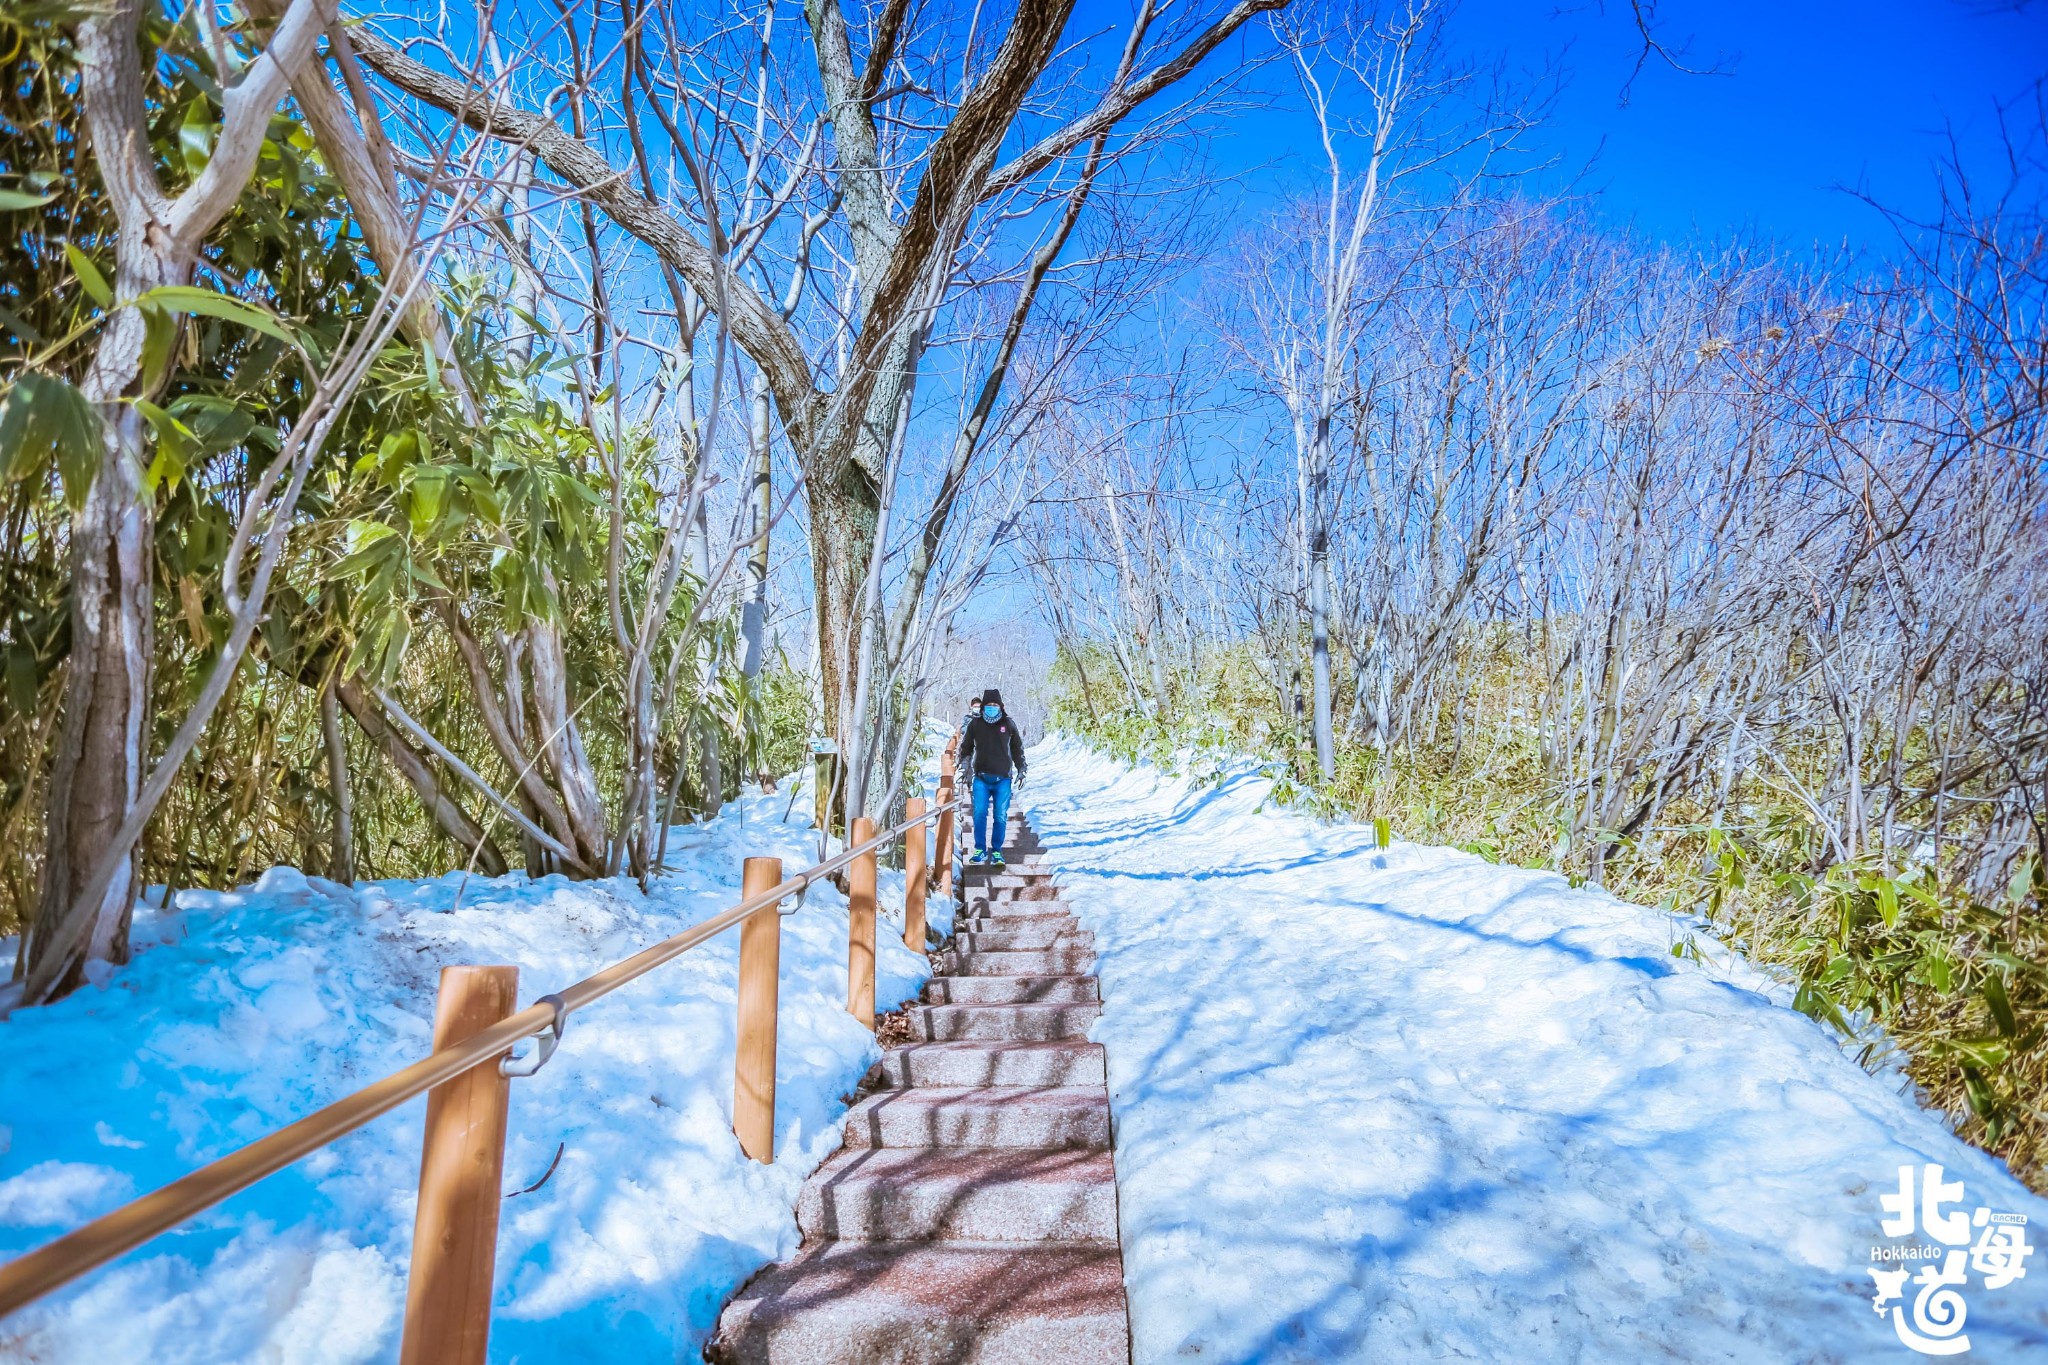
xmin=0 ymin=793 xmax=967 ymax=1319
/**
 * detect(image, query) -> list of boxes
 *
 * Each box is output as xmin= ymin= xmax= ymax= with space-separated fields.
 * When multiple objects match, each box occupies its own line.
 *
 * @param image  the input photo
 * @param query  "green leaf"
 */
xmin=169 ymin=393 xmax=254 ymax=454
xmin=132 ymin=399 xmax=193 ymax=496
xmin=0 ymin=301 xmax=45 ymax=346
xmin=135 ymin=285 xmax=299 ymax=349
xmin=0 ymin=189 xmax=54 ymax=211
xmin=3 ymin=644 xmax=40 ymax=717
xmin=0 ymin=372 xmax=103 ymax=509
xmin=1983 ymin=974 xmax=2018 ymax=1038
xmin=2008 ymin=855 xmax=2038 ymax=907
xmin=1919 ymin=946 xmax=1955 ymax=994
xmin=331 ymin=520 xmax=405 ymax=581
xmin=1949 ymin=1037 xmax=2010 ymax=1070
xmin=134 ymin=302 xmax=181 ymax=394
xmin=64 ymin=241 xmax=110 ymax=308
xmin=1794 ymin=981 xmax=1852 ymax=1036
xmin=1962 ymin=1067 xmax=2002 ymax=1134
xmin=406 ymin=467 xmax=449 ymax=538
xmin=363 ymin=429 xmax=420 ymax=485
xmin=1876 ymin=878 xmax=1900 ymax=928
xmin=178 ymin=98 xmax=217 ymax=177
xmin=1374 ymin=816 xmax=1392 ymax=849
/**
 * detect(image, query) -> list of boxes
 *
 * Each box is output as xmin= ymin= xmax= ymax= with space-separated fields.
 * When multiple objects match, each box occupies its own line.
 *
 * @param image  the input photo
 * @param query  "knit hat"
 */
xmin=980 ymin=689 xmax=1004 ymax=708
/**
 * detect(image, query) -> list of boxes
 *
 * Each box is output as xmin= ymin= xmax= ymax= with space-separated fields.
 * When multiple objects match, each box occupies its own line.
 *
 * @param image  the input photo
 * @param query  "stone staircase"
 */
xmin=708 ymin=814 xmax=1129 ymax=1363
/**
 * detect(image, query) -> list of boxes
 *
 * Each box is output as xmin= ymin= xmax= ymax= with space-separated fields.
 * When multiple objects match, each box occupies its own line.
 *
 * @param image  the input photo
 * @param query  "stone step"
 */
xmin=950 ymin=896 xmax=1073 ymax=916
xmin=951 ymin=927 xmax=1093 ymax=952
xmin=842 ymin=1086 xmax=1111 ymax=1149
xmin=911 ymin=1001 xmax=1100 ymax=1042
xmin=708 ymin=1242 xmax=1129 ymax=1365
xmin=870 ymin=1040 xmax=1106 ymax=1089
xmin=953 ymin=924 xmax=1077 ymax=945
xmin=955 ymin=911 xmax=1077 ymax=933
xmin=983 ymin=870 xmax=1058 ymax=886
xmin=940 ymin=946 xmax=1095 ymax=976
xmin=796 ymin=1147 xmax=1118 ymax=1242
xmin=982 ymin=884 xmax=1064 ymax=902
xmin=923 ymin=975 xmax=1098 ymax=1006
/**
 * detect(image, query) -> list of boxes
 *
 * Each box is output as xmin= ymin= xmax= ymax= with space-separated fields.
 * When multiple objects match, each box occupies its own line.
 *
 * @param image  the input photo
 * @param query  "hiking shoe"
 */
xmin=989 ymin=848 xmax=1006 ymax=866
xmin=968 ymin=849 xmax=989 ymax=865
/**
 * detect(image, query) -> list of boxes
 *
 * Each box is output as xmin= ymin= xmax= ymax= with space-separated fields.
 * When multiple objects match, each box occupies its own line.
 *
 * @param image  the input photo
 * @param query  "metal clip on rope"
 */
xmin=782 ymin=866 xmax=815 ymax=917
xmin=500 ymin=993 xmax=567 ymax=1078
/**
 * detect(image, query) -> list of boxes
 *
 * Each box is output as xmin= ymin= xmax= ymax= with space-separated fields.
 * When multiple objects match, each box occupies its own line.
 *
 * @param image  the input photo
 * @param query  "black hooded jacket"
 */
xmin=959 ymin=708 xmax=1027 ymax=780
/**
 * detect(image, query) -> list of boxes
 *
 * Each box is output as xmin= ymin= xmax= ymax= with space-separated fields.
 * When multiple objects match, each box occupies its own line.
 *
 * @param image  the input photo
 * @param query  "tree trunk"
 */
xmin=26 ymin=0 xmax=328 ymax=1000
xmin=335 ymin=680 xmax=508 ymax=876
xmin=27 ymin=409 xmax=151 ymax=994
xmin=1309 ymin=417 xmax=1336 ymax=779
xmin=809 ymin=460 xmax=881 ymax=830
xmin=740 ymin=376 xmax=772 ymax=681
xmin=523 ymin=614 xmax=607 ymax=869
xmin=320 ymin=675 xmax=355 ymax=883
xmin=698 ymin=714 xmax=724 ymax=819
xmin=498 ymin=633 xmax=549 ymax=877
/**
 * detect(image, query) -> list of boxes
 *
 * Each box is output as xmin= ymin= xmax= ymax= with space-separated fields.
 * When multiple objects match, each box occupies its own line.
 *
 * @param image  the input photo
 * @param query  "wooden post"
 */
xmin=902 ymin=797 xmax=928 ymax=952
xmin=848 ymin=816 xmax=877 ymax=1029
xmin=933 ymin=784 xmax=955 ymax=901
xmin=400 ymin=965 xmax=518 ymax=1365
xmin=936 ymin=743 xmax=958 ymax=901
xmin=733 ymin=856 xmax=784 ymax=1163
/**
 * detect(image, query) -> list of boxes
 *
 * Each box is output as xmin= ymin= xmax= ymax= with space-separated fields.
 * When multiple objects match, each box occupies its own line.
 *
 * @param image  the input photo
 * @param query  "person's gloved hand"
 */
xmin=1014 ymin=772 xmax=1027 ymax=793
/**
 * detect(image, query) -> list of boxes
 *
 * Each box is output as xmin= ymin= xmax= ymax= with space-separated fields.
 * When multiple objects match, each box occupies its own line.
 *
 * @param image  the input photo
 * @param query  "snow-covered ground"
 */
xmin=0 ymin=780 xmax=945 ymax=1364
xmin=1025 ymin=736 xmax=2048 ymax=1363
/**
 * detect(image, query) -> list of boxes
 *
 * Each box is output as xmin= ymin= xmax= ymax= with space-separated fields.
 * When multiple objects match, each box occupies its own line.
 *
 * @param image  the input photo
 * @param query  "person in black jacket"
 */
xmin=958 ymin=688 xmax=1027 ymax=864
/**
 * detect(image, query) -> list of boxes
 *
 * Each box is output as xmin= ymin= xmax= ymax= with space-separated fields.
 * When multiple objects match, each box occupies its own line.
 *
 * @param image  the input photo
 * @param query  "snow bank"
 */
xmin=0 ymin=783 xmax=947 ymax=1364
xmin=1025 ymin=735 xmax=2048 ymax=1362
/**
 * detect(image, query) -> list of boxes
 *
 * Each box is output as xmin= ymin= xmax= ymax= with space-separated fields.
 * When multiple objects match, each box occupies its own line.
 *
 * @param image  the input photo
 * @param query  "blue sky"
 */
xmin=1193 ymin=0 xmax=2048 ymax=252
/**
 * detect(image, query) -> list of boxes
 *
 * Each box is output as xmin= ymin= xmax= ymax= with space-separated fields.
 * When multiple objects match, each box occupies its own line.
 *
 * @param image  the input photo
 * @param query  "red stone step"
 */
xmin=982 ymin=884 xmax=1064 ymax=902
xmin=841 ymin=1086 xmax=1110 ymax=1149
xmin=950 ymin=927 xmax=1093 ymax=952
xmin=922 ymin=975 xmax=1098 ymax=1006
xmin=910 ymin=1002 xmax=1099 ymax=1043
xmin=796 ymin=1147 xmax=1118 ymax=1242
xmin=955 ymin=904 xmax=1075 ymax=925
xmin=939 ymin=946 xmax=1095 ymax=976
xmin=712 ymin=826 xmax=1132 ymax=1363
xmin=708 ymin=1242 xmax=1129 ymax=1365
xmin=869 ymin=1040 xmax=1106 ymax=1089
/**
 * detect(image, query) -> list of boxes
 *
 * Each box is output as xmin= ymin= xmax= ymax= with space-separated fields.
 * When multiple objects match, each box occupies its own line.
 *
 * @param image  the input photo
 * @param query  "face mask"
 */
xmin=981 ymin=704 xmax=1000 ymax=722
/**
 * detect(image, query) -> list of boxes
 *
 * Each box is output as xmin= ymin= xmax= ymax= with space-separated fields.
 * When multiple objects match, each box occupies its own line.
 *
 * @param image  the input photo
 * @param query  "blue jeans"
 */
xmin=972 ymin=773 xmax=1012 ymax=852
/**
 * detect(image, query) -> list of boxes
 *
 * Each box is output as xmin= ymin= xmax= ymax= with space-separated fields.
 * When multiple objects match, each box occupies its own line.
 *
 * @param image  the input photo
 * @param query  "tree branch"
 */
xmin=352 ymin=28 xmax=824 ymax=449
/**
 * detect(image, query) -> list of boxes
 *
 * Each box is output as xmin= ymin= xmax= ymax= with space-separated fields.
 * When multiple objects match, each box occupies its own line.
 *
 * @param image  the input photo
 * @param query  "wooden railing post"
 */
xmin=902 ymin=797 xmax=928 ymax=952
xmin=848 ymin=816 xmax=877 ymax=1029
xmin=934 ymin=776 xmax=956 ymax=902
xmin=400 ymin=965 xmax=518 ymax=1365
xmin=733 ymin=856 xmax=784 ymax=1163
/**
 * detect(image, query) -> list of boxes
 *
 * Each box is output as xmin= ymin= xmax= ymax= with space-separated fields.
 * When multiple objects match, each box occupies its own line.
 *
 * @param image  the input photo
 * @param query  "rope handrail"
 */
xmin=0 ymin=792 xmax=966 ymax=1320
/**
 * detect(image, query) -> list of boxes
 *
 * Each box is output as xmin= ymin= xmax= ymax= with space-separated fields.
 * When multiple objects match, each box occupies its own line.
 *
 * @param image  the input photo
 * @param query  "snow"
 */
xmin=1024 ymin=735 xmax=2048 ymax=1363
xmin=0 ymin=780 xmax=947 ymax=1364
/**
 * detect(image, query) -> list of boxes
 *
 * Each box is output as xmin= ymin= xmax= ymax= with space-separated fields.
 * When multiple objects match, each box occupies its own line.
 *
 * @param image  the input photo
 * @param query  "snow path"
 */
xmin=0 ymin=782 xmax=945 ymax=1364
xmin=1024 ymin=737 xmax=2048 ymax=1363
